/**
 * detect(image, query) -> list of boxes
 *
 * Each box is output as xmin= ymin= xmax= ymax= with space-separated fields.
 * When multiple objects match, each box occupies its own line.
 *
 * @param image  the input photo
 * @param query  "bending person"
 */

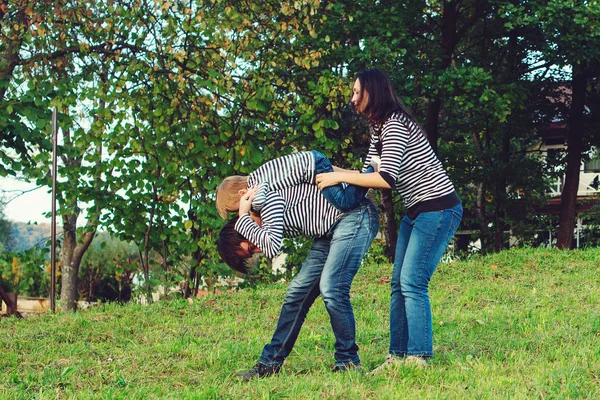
xmin=216 ymin=150 xmax=379 ymax=220
xmin=316 ymin=68 xmax=462 ymax=370
xmin=217 ymin=176 xmax=378 ymax=379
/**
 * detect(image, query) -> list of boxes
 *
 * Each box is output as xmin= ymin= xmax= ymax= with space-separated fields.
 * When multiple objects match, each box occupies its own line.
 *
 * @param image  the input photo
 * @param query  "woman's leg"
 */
xmin=389 ymin=215 xmax=412 ymax=357
xmin=389 ymin=204 xmax=462 ymax=357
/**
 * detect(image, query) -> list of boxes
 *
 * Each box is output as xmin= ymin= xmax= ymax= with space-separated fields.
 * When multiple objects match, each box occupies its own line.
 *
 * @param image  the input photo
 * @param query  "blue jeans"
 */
xmin=389 ymin=203 xmax=462 ymax=358
xmin=259 ymin=200 xmax=379 ymax=367
xmin=312 ymin=150 xmax=373 ymax=212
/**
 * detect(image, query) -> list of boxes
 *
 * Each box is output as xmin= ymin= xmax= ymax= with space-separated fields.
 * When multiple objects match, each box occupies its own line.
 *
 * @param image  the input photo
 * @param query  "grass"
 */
xmin=1 ymin=247 xmax=599 ymax=399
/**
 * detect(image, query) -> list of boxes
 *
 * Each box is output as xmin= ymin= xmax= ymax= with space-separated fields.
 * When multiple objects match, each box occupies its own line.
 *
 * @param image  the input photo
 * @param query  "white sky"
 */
xmin=1 ymin=177 xmax=52 ymax=224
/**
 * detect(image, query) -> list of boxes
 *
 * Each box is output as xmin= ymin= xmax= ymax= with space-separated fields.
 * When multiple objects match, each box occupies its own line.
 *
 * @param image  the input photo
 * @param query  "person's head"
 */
xmin=352 ymin=68 xmax=403 ymax=125
xmin=216 ymin=216 xmax=262 ymax=274
xmin=216 ymin=175 xmax=249 ymax=219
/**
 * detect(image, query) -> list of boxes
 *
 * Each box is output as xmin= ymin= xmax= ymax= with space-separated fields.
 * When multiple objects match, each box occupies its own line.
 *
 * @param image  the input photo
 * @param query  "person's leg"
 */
xmin=311 ymin=150 xmax=373 ymax=212
xmin=258 ymin=238 xmax=331 ymax=367
xmin=389 ymin=204 xmax=462 ymax=358
xmin=389 ymin=214 xmax=412 ymax=358
xmin=319 ymin=200 xmax=379 ymax=367
xmin=312 ymin=150 xmax=334 ymax=175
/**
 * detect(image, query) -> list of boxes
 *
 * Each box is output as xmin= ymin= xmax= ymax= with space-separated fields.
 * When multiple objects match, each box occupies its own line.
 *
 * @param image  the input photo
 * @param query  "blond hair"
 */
xmin=216 ymin=175 xmax=249 ymax=219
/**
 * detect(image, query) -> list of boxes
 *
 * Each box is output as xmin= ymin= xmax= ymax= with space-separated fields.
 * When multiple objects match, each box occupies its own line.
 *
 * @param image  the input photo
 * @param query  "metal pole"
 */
xmin=576 ymin=217 xmax=581 ymax=249
xmin=50 ymin=108 xmax=58 ymax=313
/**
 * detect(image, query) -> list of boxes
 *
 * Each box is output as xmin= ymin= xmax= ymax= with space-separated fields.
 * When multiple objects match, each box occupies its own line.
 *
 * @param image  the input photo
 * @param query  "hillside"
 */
xmin=7 ymin=222 xmax=55 ymax=252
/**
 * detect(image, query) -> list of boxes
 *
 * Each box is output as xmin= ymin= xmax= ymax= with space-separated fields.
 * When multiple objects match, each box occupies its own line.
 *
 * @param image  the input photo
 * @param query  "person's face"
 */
xmin=236 ymin=240 xmax=262 ymax=258
xmin=351 ymin=78 xmax=369 ymax=115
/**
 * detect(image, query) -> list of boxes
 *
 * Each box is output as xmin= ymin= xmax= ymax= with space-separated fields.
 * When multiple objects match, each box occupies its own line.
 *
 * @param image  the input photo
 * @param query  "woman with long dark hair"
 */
xmin=316 ymin=68 xmax=462 ymax=370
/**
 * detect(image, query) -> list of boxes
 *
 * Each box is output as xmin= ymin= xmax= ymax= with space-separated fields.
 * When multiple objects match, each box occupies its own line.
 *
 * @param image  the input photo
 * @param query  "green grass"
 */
xmin=1 ymin=247 xmax=599 ymax=399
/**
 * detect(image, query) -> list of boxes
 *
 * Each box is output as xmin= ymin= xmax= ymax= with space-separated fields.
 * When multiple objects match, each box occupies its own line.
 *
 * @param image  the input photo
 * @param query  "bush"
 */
xmin=0 ymin=245 xmax=50 ymax=297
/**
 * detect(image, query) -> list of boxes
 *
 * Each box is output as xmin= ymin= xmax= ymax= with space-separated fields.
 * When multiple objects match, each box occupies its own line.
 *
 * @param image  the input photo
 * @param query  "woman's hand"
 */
xmin=239 ymin=186 xmax=259 ymax=216
xmin=316 ymin=172 xmax=342 ymax=190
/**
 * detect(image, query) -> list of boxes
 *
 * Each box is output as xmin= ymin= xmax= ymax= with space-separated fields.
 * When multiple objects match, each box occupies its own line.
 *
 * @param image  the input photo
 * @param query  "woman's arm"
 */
xmin=316 ymin=171 xmax=391 ymax=190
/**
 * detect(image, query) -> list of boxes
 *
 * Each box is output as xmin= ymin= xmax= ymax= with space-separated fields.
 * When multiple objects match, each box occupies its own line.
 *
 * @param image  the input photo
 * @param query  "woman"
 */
xmin=316 ymin=68 xmax=462 ymax=369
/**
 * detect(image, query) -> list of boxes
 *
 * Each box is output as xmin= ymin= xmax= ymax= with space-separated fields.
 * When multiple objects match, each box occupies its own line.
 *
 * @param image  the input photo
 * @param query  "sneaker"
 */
xmin=332 ymin=363 xmax=362 ymax=373
xmin=404 ymin=355 xmax=427 ymax=368
xmin=235 ymin=363 xmax=281 ymax=381
xmin=369 ymin=354 xmax=402 ymax=375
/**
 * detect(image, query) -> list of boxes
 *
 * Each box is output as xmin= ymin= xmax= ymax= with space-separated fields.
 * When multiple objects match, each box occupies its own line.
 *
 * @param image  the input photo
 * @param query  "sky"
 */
xmin=1 ymin=177 xmax=52 ymax=224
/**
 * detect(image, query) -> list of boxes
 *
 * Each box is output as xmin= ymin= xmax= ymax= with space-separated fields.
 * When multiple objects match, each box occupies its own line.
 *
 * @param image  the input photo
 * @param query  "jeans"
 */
xmin=389 ymin=203 xmax=462 ymax=358
xmin=259 ymin=200 xmax=379 ymax=367
xmin=312 ymin=150 xmax=373 ymax=212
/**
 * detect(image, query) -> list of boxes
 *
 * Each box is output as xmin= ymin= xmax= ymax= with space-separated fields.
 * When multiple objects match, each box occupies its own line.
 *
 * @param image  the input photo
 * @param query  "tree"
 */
xmin=422 ymin=0 xmax=488 ymax=154
xmin=523 ymin=0 xmax=600 ymax=248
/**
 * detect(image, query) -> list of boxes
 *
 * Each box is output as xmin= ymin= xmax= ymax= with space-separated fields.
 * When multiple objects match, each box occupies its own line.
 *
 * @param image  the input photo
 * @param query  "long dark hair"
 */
xmin=355 ymin=68 xmax=418 ymax=128
xmin=216 ymin=216 xmax=252 ymax=274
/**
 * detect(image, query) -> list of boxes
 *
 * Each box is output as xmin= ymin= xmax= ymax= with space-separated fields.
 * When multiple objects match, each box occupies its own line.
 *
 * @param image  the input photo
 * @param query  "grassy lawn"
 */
xmin=1 ymin=247 xmax=599 ymax=399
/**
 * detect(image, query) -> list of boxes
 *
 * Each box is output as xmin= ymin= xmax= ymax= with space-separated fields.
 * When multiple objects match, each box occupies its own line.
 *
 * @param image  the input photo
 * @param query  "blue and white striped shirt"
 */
xmin=235 ymin=153 xmax=340 ymax=258
xmin=362 ymin=112 xmax=456 ymax=209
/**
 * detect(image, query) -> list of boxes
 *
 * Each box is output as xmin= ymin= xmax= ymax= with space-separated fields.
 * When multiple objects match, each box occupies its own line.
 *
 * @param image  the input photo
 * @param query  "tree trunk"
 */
xmin=60 ymin=211 xmax=96 ymax=311
xmin=425 ymin=1 xmax=457 ymax=153
xmin=380 ymin=189 xmax=398 ymax=262
xmin=184 ymin=209 xmax=205 ymax=298
xmin=425 ymin=99 xmax=442 ymax=154
xmin=475 ymin=181 xmax=494 ymax=254
xmin=0 ymin=285 xmax=22 ymax=318
xmin=425 ymin=0 xmax=486 ymax=152
xmin=494 ymin=125 xmax=512 ymax=252
xmin=557 ymin=68 xmax=587 ymax=249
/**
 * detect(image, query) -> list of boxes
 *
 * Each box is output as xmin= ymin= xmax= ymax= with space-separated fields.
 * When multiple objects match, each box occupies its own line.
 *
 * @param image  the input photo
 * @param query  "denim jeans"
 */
xmin=312 ymin=150 xmax=373 ymax=212
xmin=389 ymin=203 xmax=462 ymax=358
xmin=259 ymin=200 xmax=379 ymax=367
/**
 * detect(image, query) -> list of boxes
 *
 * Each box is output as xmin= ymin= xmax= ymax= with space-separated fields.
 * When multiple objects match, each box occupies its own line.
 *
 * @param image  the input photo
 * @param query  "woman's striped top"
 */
xmin=362 ymin=112 xmax=457 ymax=210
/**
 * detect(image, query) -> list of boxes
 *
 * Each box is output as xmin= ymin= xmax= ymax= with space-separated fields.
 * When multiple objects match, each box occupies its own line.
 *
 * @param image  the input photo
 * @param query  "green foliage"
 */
xmin=580 ymin=200 xmax=600 ymax=248
xmin=0 ymin=246 xmax=50 ymax=296
xmin=2 ymin=0 xmax=600 ymax=302
xmin=78 ymin=233 xmax=140 ymax=303
xmin=362 ymin=239 xmax=390 ymax=267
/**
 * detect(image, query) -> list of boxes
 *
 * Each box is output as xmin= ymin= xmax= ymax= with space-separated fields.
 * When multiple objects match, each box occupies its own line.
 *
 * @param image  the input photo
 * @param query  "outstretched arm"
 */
xmin=316 ymin=171 xmax=391 ymax=190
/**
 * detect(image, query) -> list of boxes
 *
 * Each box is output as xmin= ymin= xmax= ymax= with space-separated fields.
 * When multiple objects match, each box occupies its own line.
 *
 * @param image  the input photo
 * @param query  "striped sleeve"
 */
xmin=250 ymin=182 xmax=269 ymax=213
xmin=377 ymin=118 xmax=410 ymax=188
xmin=234 ymin=191 xmax=285 ymax=258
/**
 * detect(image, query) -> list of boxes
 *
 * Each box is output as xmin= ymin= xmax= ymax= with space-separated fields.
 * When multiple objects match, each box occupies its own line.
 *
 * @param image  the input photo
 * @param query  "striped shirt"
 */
xmin=362 ymin=112 xmax=456 ymax=209
xmin=235 ymin=153 xmax=340 ymax=258
xmin=246 ymin=151 xmax=315 ymax=212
